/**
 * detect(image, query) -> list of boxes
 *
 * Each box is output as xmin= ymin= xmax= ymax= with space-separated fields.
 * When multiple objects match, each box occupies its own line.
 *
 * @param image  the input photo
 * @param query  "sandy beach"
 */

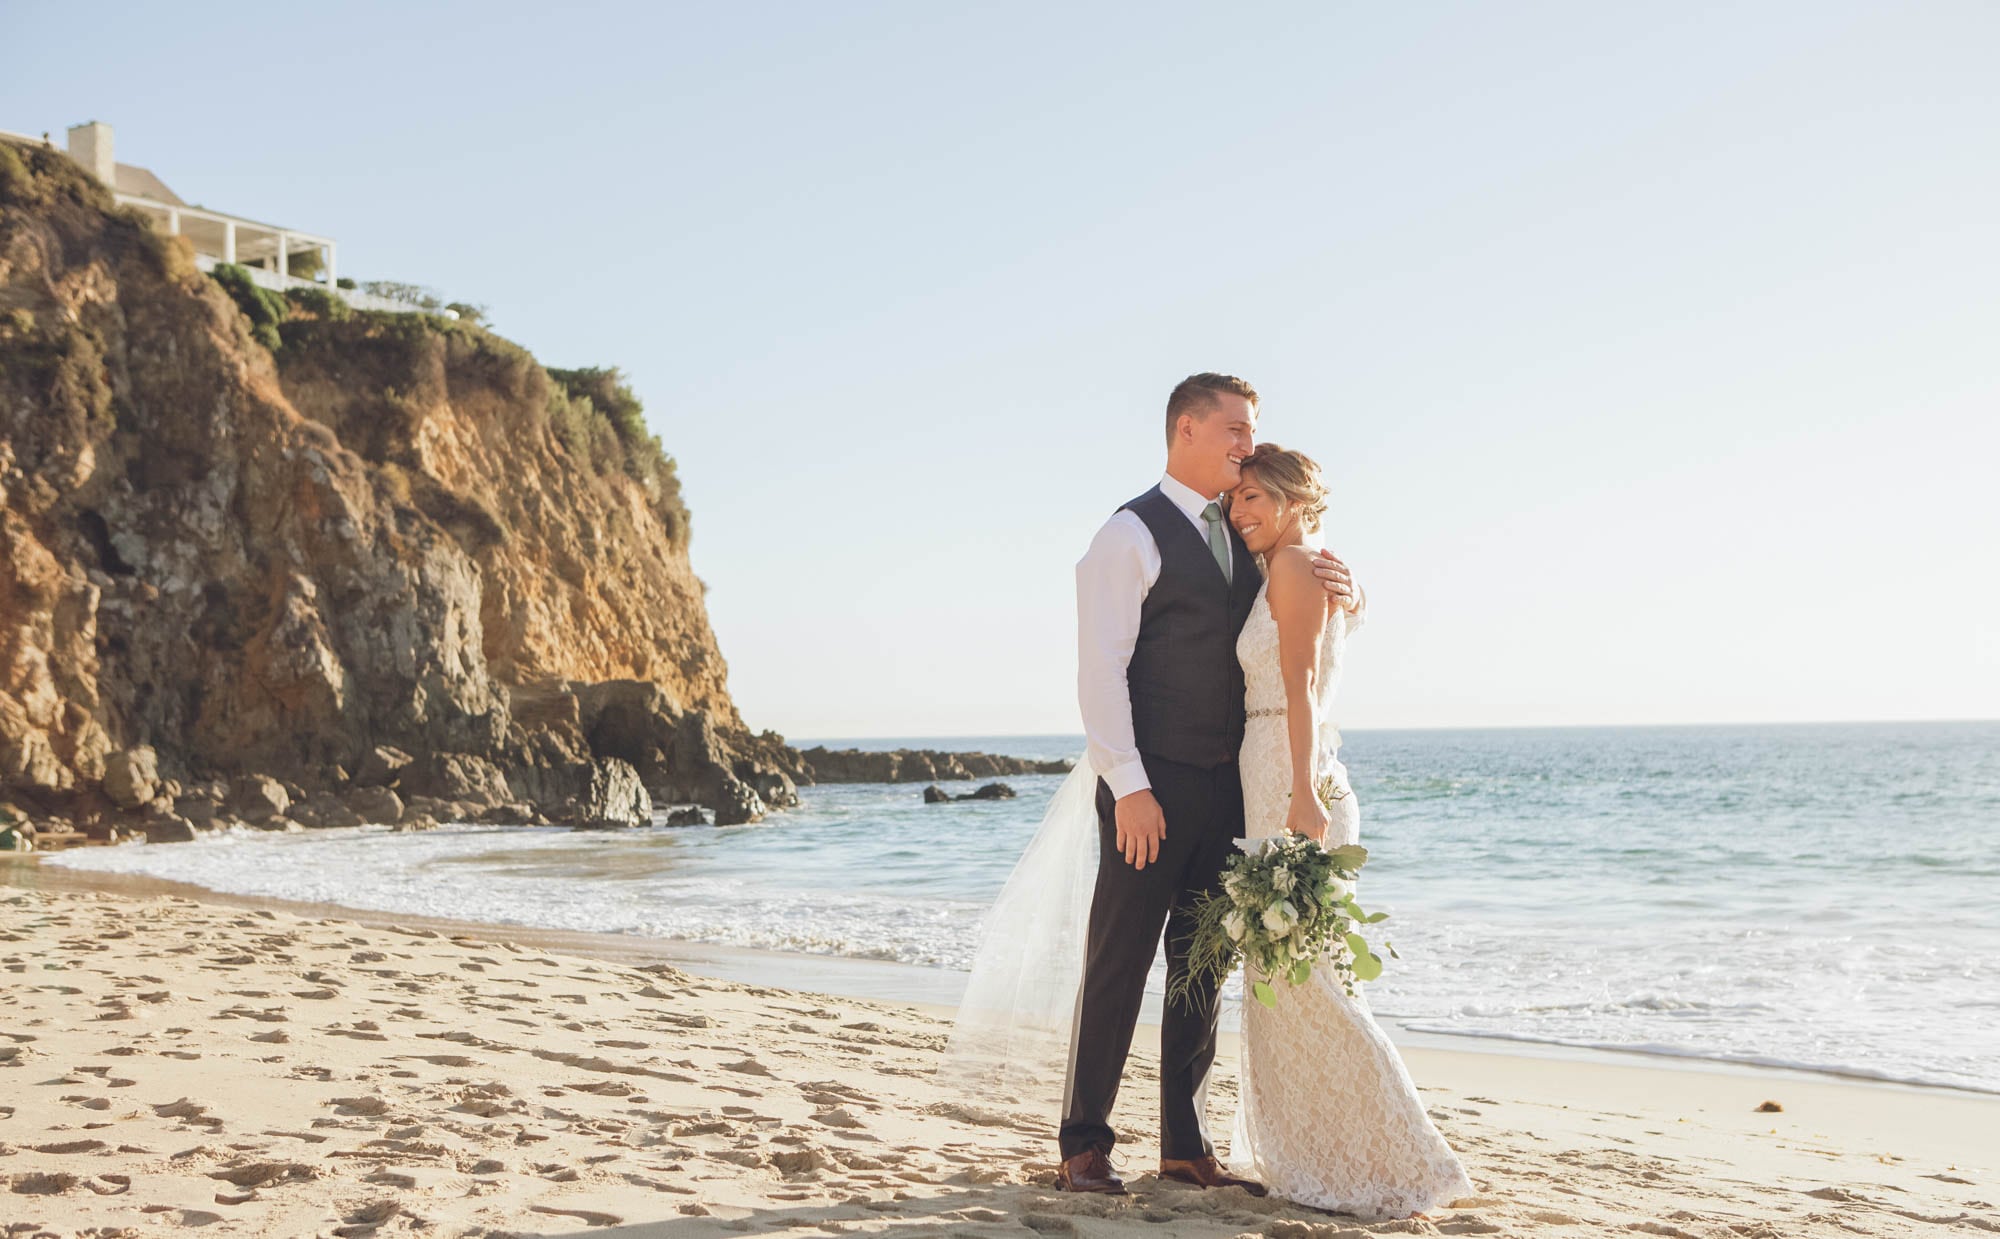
xmin=3 ymin=873 xmax=1995 ymax=1239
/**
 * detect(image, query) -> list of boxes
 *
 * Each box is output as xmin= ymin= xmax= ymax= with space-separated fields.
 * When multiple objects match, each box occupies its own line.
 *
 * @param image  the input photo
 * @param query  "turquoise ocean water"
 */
xmin=46 ymin=721 xmax=1999 ymax=1093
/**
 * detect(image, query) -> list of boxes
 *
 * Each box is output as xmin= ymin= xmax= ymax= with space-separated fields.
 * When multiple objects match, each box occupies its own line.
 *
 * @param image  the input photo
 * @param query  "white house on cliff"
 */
xmin=2 ymin=121 xmax=416 ymax=313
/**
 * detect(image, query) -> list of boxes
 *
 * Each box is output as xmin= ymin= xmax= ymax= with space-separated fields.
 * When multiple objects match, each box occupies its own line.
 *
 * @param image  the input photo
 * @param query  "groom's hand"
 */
xmin=1312 ymin=549 xmax=1360 ymax=612
xmin=1114 ymin=789 xmax=1167 ymax=870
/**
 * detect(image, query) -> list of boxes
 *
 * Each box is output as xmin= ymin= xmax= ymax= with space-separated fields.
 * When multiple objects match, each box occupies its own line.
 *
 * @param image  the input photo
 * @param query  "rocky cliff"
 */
xmin=0 ymin=142 xmax=801 ymax=840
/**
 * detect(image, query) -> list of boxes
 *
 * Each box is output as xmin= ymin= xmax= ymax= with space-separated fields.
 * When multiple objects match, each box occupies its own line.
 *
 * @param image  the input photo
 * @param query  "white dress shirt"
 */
xmin=1076 ymin=472 xmax=1234 ymax=799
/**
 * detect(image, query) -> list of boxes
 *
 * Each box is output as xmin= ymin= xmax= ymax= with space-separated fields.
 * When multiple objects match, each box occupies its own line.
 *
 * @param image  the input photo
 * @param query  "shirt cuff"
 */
xmin=1102 ymin=759 xmax=1151 ymax=800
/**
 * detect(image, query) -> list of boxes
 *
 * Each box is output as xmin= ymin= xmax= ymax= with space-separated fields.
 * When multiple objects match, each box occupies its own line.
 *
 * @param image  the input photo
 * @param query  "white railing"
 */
xmin=193 ymin=253 xmax=454 ymax=318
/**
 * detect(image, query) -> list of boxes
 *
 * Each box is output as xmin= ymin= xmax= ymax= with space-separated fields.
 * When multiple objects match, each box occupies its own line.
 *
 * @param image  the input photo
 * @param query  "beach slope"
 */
xmin=3 ymin=886 xmax=1993 ymax=1238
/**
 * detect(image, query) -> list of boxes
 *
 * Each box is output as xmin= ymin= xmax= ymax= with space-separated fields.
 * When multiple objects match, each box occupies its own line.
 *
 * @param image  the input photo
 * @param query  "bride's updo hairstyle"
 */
xmin=1235 ymin=442 xmax=1328 ymax=534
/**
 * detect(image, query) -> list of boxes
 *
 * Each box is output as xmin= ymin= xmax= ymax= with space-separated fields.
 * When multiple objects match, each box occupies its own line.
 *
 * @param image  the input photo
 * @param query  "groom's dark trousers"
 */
xmin=1059 ymin=752 xmax=1245 ymax=1161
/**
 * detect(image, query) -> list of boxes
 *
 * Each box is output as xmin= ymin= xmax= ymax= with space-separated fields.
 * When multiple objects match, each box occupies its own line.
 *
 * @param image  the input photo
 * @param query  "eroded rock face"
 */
xmin=555 ymin=758 xmax=652 ymax=829
xmin=405 ymin=753 xmax=512 ymax=808
xmin=710 ymin=778 xmax=765 ymax=827
xmin=355 ymin=746 xmax=413 ymax=789
xmin=288 ymin=793 xmax=364 ymax=830
xmin=344 ymin=786 xmax=404 ymax=825
xmin=143 ymin=816 xmax=197 ymax=844
xmin=103 ymin=748 xmax=159 ymax=809
xmin=228 ymin=777 xmax=290 ymax=825
xmin=567 ymin=680 xmax=801 ymax=824
xmin=0 ymin=148 xmax=786 ymax=834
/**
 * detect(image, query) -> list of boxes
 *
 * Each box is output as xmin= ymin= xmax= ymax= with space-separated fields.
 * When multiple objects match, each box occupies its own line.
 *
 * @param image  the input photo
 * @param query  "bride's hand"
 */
xmin=1285 ymin=790 xmax=1331 ymax=842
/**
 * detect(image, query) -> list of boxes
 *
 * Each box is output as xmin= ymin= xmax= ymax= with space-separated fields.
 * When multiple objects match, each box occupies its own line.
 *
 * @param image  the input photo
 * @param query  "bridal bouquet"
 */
xmin=1173 ymin=789 xmax=1390 ymax=1009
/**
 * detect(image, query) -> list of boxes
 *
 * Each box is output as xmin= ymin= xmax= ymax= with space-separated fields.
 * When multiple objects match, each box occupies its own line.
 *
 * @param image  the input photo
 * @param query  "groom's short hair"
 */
xmin=1165 ymin=372 xmax=1259 ymax=446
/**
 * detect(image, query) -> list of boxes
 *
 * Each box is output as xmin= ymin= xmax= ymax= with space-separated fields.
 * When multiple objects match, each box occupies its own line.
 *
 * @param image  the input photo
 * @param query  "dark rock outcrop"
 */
xmin=355 ymin=746 xmax=413 ymax=789
xmin=103 ymin=747 xmax=159 ymax=809
xmin=555 ymin=758 xmax=651 ymax=829
xmin=572 ymin=681 xmax=800 ymax=822
xmin=227 ymin=777 xmax=290 ymax=825
xmin=922 ymin=781 xmax=1018 ymax=803
xmin=802 ymin=747 xmax=1071 ymax=784
xmin=344 ymin=785 xmax=404 ymax=825
xmin=142 ymin=816 xmax=197 ymax=843
xmin=288 ymin=792 xmax=364 ymax=829
xmin=405 ymin=753 xmax=512 ymax=809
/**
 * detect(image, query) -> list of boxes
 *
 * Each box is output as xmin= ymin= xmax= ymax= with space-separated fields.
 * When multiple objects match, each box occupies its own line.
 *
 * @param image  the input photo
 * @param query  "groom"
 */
xmin=1059 ymin=373 xmax=1356 ymax=1196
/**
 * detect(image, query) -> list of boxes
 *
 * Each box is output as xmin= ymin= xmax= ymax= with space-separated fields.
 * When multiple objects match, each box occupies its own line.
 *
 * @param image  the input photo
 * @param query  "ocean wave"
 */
xmin=43 ymin=720 xmax=2000 ymax=1096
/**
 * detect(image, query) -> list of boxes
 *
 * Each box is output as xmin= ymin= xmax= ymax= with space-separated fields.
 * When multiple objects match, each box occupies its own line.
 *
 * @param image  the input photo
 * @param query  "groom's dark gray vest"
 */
xmin=1121 ymin=486 xmax=1263 ymax=768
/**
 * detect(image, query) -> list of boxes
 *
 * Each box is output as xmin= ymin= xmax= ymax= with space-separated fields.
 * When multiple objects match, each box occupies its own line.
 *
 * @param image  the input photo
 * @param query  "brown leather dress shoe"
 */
xmin=1159 ymin=1155 xmax=1268 ymax=1196
xmin=1057 ymin=1148 xmax=1126 ymax=1195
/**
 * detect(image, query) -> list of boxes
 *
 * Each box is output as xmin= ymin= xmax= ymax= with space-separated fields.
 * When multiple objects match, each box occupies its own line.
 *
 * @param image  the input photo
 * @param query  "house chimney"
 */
xmin=66 ymin=121 xmax=115 ymax=187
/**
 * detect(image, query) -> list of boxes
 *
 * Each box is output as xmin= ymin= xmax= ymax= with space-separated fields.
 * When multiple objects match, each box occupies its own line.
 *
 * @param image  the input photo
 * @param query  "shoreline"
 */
xmin=3 ymin=873 xmax=1994 ymax=1237
xmin=7 ymin=852 xmax=1991 ymax=1105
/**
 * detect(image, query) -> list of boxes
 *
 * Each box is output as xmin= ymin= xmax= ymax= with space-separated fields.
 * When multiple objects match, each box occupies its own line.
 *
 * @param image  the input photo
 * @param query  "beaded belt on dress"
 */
xmin=1246 ymin=706 xmax=1285 ymax=718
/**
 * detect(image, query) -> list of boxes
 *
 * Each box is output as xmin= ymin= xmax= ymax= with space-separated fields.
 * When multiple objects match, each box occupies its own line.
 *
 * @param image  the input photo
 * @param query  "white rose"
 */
xmin=1271 ymin=867 xmax=1295 ymax=894
xmin=1261 ymin=901 xmax=1299 ymax=936
xmin=1223 ymin=911 xmax=1247 ymax=943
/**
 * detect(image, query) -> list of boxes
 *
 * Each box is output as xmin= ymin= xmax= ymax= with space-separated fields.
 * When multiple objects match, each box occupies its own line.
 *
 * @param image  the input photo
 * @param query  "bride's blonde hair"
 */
xmin=1236 ymin=442 xmax=1328 ymax=534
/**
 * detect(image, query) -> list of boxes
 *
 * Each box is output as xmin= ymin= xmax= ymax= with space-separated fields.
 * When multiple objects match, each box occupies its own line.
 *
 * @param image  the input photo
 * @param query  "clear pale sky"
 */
xmin=7 ymin=3 xmax=1996 ymax=737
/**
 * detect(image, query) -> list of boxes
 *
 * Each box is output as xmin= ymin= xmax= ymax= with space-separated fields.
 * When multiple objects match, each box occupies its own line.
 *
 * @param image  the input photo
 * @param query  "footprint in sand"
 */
xmin=531 ymin=1205 xmax=624 ymax=1226
xmin=330 ymin=1096 xmax=390 ymax=1116
xmin=207 ymin=1160 xmax=316 ymax=1188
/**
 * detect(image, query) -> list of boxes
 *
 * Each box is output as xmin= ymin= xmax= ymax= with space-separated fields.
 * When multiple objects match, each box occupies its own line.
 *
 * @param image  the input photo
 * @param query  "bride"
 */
xmin=1221 ymin=442 xmax=1472 ymax=1217
xmin=942 ymin=436 xmax=1471 ymax=1220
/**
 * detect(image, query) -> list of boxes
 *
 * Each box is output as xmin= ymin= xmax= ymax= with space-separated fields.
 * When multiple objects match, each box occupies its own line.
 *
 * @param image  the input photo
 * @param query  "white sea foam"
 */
xmin=47 ymin=722 xmax=2000 ymax=1094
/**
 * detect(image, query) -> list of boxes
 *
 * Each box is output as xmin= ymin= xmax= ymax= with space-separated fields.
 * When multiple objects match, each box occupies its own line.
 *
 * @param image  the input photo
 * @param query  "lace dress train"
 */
xmin=1228 ymin=583 xmax=1473 ymax=1219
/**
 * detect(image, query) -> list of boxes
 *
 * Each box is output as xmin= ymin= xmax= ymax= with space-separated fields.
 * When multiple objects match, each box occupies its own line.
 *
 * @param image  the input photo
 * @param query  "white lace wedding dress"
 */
xmin=1228 ymin=579 xmax=1474 ymax=1218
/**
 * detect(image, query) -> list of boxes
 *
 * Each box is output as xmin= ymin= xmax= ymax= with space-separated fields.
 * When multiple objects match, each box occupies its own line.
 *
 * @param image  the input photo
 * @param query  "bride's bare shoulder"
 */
xmin=1263 ymin=544 xmax=1321 ymax=594
xmin=1263 ymin=545 xmax=1330 ymax=624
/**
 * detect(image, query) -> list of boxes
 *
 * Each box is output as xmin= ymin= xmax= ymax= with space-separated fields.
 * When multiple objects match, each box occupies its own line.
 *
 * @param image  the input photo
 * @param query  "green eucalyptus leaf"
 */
xmin=1326 ymin=844 xmax=1369 ymax=869
xmin=1289 ymin=960 xmax=1312 ymax=986
xmin=1352 ymin=951 xmax=1383 ymax=982
xmin=1252 ymin=981 xmax=1277 ymax=1009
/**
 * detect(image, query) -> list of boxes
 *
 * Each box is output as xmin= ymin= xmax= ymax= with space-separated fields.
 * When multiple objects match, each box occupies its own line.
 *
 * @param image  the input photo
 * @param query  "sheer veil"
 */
xmin=937 ymin=755 xmax=1099 ymax=1107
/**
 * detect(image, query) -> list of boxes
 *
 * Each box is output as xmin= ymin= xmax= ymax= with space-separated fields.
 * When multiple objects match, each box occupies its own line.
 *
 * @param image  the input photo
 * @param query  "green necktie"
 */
xmin=1200 ymin=502 xmax=1231 ymax=583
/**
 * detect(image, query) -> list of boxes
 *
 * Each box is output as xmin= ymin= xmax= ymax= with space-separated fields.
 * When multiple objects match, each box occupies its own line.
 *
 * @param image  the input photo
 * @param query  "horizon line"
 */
xmin=788 ymin=716 xmax=2000 ymax=744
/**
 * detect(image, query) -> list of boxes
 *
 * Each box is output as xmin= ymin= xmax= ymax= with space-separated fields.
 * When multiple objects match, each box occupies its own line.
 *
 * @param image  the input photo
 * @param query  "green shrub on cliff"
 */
xmin=210 ymin=262 xmax=288 ymax=351
xmin=0 ymin=144 xmax=37 ymax=206
xmin=546 ymin=366 xmax=689 ymax=546
xmin=361 ymin=280 xmax=443 ymax=311
xmin=285 ymin=286 xmax=352 ymax=322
